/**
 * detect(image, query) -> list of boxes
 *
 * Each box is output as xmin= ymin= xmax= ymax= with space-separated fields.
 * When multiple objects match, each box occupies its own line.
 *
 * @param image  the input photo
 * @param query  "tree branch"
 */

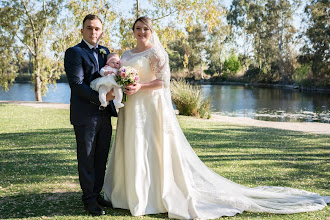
xmin=21 ymin=0 xmax=36 ymax=37
xmin=15 ymin=33 xmax=36 ymax=57
xmin=153 ymin=9 xmax=179 ymax=21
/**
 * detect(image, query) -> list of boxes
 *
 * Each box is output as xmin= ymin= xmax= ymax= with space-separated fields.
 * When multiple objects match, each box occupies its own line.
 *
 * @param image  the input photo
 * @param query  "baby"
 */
xmin=90 ymin=53 xmax=124 ymax=110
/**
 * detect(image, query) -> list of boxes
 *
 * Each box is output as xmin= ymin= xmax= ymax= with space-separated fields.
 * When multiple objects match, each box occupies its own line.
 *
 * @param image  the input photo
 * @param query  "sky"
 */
xmin=118 ymin=0 xmax=233 ymax=17
xmin=117 ymin=0 xmax=304 ymax=46
xmin=118 ymin=0 xmax=303 ymax=30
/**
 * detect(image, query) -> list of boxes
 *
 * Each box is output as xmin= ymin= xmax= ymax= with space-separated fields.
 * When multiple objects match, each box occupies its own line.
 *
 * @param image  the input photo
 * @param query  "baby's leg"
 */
xmin=113 ymin=87 xmax=124 ymax=109
xmin=99 ymin=85 xmax=111 ymax=107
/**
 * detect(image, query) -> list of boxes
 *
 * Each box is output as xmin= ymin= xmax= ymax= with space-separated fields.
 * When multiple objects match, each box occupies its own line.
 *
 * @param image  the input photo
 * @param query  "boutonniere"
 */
xmin=99 ymin=48 xmax=106 ymax=58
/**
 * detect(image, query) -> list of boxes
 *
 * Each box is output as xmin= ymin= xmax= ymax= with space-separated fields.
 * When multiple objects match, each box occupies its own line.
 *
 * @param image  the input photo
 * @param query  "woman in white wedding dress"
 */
xmin=103 ymin=16 xmax=329 ymax=219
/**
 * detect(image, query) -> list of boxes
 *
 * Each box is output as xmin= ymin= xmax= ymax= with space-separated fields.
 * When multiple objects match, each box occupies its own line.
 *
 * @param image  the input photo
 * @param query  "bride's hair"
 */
xmin=132 ymin=16 xmax=154 ymax=33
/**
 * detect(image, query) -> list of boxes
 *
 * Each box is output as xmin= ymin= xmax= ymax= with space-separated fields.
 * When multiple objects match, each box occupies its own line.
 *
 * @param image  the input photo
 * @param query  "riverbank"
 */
xmin=1 ymin=100 xmax=329 ymax=135
xmin=192 ymin=79 xmax=330 ymax=93
xmin=14 ymin=75 xmax=330 ymax=93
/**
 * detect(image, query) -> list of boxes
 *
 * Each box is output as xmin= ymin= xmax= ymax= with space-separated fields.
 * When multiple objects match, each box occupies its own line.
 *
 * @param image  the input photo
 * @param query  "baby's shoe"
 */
xmin=115 ymin=102 xmax=124 ymax=109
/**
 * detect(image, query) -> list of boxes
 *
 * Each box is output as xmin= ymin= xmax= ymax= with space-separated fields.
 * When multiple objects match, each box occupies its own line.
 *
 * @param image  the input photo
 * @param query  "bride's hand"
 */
xmin=125 ymin=83 xmax=142 ymax=95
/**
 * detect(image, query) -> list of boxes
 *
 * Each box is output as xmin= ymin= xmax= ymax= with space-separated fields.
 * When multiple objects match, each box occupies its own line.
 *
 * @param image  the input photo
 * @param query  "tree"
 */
xmin=0 ymin=0 xmax=65 ymax=101
xmin=64 ymin=0 xmax=118 ymax=49
xmin=205 ymin=21 xmax=231 ymax=76
xmin=167 ymin=33 xmax=187 ymax=71
xmin=185 ymin=24 xmax=207 ymax=71
xmin=0 ymin=46 xmax=17 ymax=91
xmin=228 ymin=0 xmax=298 ymax=83
xmin=299 ymin=0 xmax=330 ymax=87
xmin=111 ymin=0 xmax=226 ymax=57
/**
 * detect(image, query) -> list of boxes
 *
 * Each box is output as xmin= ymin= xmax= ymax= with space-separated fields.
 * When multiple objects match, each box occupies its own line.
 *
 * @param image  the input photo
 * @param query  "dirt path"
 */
xmin=210 ymin=114 xmax=330 ymax=135
xmin=1 ymin=100 xmax=329 ymax=135
xmin=0 ymin=100 xmax=70 ymax=109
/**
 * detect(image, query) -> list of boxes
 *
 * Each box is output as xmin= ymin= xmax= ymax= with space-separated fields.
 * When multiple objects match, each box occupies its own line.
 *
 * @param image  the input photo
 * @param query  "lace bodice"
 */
xmin=121 ymin=47 xmax=170 ymax=88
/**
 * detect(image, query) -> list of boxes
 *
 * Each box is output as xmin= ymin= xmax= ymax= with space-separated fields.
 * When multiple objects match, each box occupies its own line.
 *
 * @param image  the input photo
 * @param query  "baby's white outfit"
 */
xmin=90 ymin=66 xmax=124 ymax=110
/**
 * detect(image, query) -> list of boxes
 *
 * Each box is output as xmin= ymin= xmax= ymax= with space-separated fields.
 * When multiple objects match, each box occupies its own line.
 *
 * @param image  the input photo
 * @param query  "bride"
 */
xmin=103 ymin=16 xmax=329 ymax=219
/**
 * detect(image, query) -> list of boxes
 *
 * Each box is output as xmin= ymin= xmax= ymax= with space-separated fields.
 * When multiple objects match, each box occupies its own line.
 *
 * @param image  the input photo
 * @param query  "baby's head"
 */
xmin=106 ymin=53 xmax=121 ymax=69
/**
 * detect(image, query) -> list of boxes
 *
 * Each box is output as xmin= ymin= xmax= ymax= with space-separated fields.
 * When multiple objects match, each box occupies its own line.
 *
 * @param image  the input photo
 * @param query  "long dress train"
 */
xmin=103 ymin=44 xmax=329 ymax=219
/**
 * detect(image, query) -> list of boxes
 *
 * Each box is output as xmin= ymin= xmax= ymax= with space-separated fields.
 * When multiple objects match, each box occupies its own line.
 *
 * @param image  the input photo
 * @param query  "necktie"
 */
xmin=91 ymin=47 xmax=99 ymax=70
xmin=91 ymin=47 xmax=98 ymax=53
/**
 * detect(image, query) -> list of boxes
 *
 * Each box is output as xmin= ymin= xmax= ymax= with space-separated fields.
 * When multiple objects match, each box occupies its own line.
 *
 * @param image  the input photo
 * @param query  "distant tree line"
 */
xmin=0 ymin=0 xmax=328 ymax=101
xmin=167 ymin=0 xmax=329 ymax=88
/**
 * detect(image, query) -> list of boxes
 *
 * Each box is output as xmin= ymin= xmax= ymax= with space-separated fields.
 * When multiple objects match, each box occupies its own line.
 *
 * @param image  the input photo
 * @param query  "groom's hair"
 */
xmin=83 ymin=14 xmax=102 ymax=27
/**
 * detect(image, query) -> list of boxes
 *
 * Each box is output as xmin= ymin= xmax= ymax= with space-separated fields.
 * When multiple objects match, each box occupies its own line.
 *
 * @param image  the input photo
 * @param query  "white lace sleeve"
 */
xmin=150 ymin=48 xmax=170 ymax=89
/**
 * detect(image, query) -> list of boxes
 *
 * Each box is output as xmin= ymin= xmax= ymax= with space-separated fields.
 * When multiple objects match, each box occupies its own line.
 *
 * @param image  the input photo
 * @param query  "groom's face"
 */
xmin=81 ymin=19 xmax=103 ymax=46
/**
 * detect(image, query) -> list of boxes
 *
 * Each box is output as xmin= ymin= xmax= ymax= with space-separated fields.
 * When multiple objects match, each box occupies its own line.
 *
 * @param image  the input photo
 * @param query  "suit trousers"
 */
xmin=73 ymin=111 xmax=112 ymax=203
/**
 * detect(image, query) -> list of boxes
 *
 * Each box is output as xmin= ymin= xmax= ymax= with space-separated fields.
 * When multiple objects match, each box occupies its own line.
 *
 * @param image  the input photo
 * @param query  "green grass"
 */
xmin=0 ymin=103 xmax=329 ymax=220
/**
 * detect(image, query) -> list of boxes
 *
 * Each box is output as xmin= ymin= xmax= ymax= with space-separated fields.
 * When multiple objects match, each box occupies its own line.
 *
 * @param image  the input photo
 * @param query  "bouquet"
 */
xmin=115 ymin=66 xmax=140 ymax=102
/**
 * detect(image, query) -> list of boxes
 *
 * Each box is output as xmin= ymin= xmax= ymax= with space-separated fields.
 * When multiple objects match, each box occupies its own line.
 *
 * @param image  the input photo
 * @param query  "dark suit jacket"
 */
xmin=64 ymin=40 xmax=117 ymax=125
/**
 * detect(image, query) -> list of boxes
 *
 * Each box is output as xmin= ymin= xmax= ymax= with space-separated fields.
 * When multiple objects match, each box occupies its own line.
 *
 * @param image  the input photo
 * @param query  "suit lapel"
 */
xmin=80 ymin=40 xmax=98 ymax=68
xmin=97 ymin=49 xmax=105 ymax=69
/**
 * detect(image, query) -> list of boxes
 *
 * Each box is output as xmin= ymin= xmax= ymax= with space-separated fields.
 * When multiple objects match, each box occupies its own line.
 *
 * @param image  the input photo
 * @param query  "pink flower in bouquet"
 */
xmin=115 ymin=66 xmax=140 ymax=102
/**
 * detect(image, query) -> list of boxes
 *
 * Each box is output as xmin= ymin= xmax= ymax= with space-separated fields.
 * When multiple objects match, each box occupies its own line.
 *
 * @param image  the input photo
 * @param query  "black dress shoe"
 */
xmin=84 ymin=201 xmax=105 ymax=216
xmin=97 ymin=195 xmax=113 ymax=207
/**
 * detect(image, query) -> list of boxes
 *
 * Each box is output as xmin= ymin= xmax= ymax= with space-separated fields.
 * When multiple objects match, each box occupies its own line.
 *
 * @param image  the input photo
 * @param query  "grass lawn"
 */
xmin=0 ymin=103 xmax=329 ymax=220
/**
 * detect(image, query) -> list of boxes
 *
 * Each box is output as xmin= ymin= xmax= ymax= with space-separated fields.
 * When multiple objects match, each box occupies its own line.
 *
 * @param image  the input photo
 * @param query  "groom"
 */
xmin=64 ymin=14 xmax=117 ymax=216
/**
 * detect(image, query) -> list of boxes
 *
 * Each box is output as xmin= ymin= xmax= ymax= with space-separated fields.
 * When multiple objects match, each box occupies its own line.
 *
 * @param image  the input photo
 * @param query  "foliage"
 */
xmin=223 ymin=54 xmax=241 ymax=75
xmin=0 ymin=47 xmax=17 ymax=91
xmin=167 ymin=35 xmax=187 ymax=71
xmin=167 ymin=24 xmax=209 ymax=73
xmin=64 ymin=0 xmax=118 ymax=49
xmin=185 ymin=24 xmax=207 ymax=71
xmin=244 ymin=67 xmax=265 ymax=82
xmin=204 ymin=21 xmax=230 ymax=76
xmin=0 ymin=0 xmax=65 ymax=101
xmin=293 ymin=63 xmax=313 ymax=87
xmin=1 ymin=0 xmax=329 ymax=96
xmin=150 ymin=0 xmax=223 ymax=32
xmin=228 ymin=0 xmax=298 ymax=83
xmin=0 ymin=104 xmax=329 ymax=219
xmin=299 ymin=0 xmax=330 ymax=88
xmin=171 ymin=79 xmax=211 ymax=118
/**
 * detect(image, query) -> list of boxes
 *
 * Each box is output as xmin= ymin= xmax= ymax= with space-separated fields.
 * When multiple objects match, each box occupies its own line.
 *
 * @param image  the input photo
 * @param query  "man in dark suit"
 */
xmin=64 ymin=14 xmax=117 ymax=216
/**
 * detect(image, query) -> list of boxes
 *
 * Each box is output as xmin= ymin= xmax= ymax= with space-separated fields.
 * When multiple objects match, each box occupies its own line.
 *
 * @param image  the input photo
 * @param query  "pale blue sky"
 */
xmin=114 ymin=0 xmax=304 ymax=54
xmin=118 ymin=0 xmax=302 ymax=28
xmin=118 ymin=0 xmax=233 ymax=16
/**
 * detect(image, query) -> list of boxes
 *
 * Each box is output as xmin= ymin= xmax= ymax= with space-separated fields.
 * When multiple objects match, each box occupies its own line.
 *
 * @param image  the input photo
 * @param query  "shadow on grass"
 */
xmin=0 ymin=191 xmax=327 ymax=219
xmin=0 ymin=192 xmax=170 ymax=219
xmin=0 ymin=128 xmax=118 ymax=186
xmin=183 ymin=125 xmax=330 ymax=191
xmin=0 ymin=118 xmax=329 ymax=219
xmin=0 ymin=128 xmax=78 ymax=186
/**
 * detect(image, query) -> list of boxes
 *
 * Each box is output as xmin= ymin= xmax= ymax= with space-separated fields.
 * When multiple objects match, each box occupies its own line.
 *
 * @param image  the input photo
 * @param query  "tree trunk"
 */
xmin=34 ymin=68 xmax=42 ymax=101
xmin=33 ymin=55 xmax=42 ymax=101
xmin=136 ymin=0 xmax=139 ymax=19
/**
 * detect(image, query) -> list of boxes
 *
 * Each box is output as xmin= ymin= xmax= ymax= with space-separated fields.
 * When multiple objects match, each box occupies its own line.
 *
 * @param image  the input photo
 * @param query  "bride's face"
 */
xmin=133 ymin=21 xmax=152 ymax=44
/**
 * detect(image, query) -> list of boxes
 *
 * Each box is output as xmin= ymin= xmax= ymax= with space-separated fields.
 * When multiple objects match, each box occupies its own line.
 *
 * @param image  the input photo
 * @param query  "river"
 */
xmin=1 ymin=83 xmax=330 ymax=123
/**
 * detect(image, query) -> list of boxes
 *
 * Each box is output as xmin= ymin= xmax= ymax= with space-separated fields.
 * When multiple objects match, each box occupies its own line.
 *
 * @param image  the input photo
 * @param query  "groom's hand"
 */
xmin=106 ymin=89 xmax=115 ymax=101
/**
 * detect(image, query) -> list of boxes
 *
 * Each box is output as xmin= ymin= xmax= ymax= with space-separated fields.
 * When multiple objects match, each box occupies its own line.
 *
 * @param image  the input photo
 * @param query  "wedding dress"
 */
xmin=103 ymin=33 xmax=329 ymax=219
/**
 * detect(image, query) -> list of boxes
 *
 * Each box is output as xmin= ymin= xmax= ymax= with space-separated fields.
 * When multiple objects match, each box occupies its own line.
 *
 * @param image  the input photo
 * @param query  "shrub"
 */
xmin=171 ymin=79 xmax=211 ymax=119
xmin=293 ymin=63 xmax=313 ymax=86
xmin=223 ymin=54 xmax=241 ymax=75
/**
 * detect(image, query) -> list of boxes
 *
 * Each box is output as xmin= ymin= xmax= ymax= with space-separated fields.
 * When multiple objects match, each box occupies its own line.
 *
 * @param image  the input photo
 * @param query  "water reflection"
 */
xmin=200 ymin=85 xmax=330 ymax=123
xmin=1 ymin=83 xmax=330 ymax=123
xmin=0 ymin=83 xmax=71 ymax=104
